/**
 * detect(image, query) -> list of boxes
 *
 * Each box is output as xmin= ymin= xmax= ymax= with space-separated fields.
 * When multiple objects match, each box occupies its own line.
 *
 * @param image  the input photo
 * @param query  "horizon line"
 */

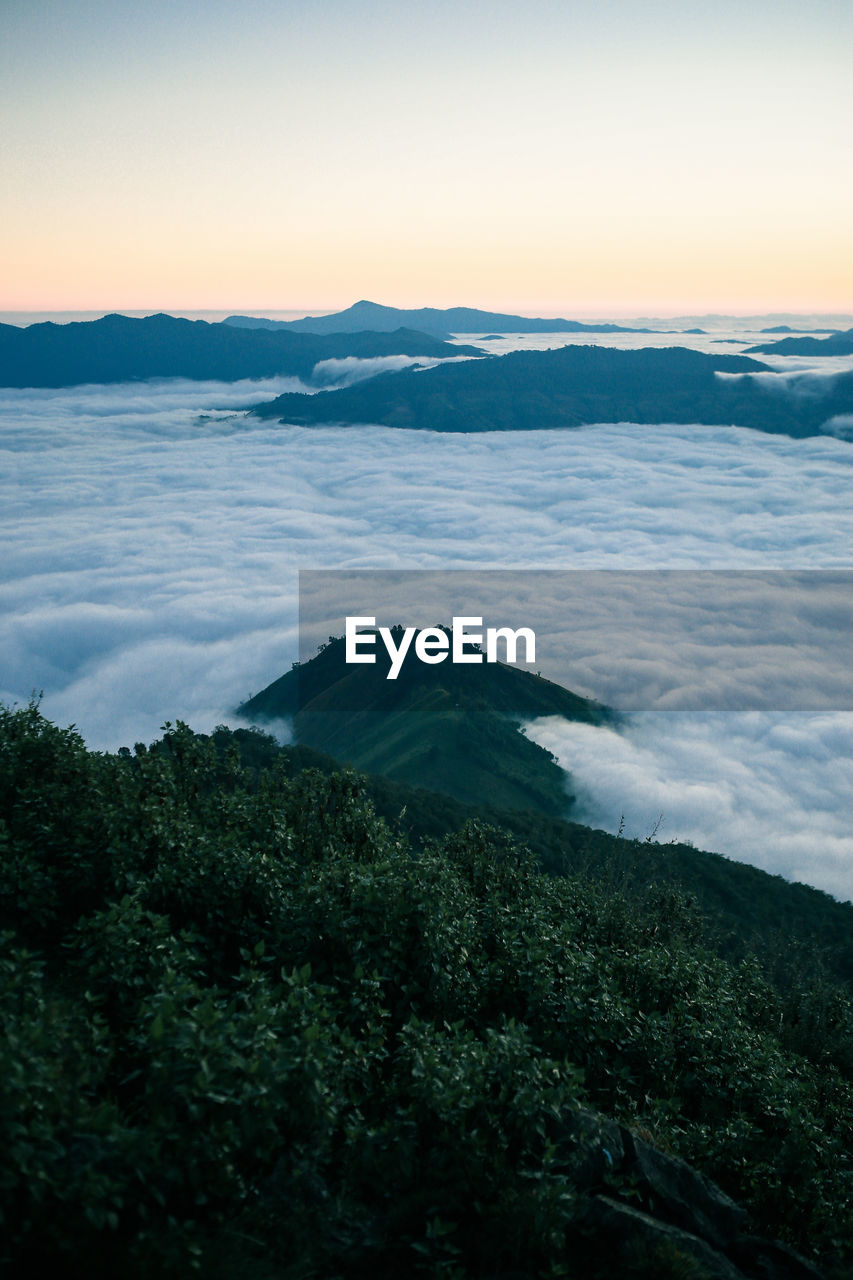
xmin=3 ymin=304 xmax=853 ymax=323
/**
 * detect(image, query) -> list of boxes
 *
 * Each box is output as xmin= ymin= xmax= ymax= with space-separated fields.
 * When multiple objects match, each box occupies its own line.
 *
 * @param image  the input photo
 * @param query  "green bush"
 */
xmin=1 ymin=705 xmax=851 ymax=1276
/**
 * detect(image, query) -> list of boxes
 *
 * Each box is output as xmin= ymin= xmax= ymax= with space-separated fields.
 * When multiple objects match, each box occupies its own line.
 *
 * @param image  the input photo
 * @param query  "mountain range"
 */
xmin=758 ymin=325 xmax=839 ymax=335
xmin=224 ymin=298 xmax=668 ymax=337
xmin=254 ymin=342 xmax=853 ymax=439
xmin=745 ymin=326 xmax=853 ymax=356
xmin=0 ymin=312 xmax=479 ymax=388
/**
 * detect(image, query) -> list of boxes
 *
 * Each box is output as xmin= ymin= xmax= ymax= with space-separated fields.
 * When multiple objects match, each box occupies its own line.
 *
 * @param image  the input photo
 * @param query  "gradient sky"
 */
xmin=2 ymin=0 xmax=850 ymax=314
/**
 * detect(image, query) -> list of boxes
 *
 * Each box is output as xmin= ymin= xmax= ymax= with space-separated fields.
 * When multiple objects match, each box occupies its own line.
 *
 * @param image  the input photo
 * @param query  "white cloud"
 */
xmin=821 ymin=415 xmax=853 ymax=439
xmin=714 ymin=368 xmax=853 ymax=400
xmin=2 ymin=378 xmax=853 ymax=897
xmin=524 ymin=713 xmax=853 ymax=902
xmin=309 ymin=354 xmax=463 ymax=387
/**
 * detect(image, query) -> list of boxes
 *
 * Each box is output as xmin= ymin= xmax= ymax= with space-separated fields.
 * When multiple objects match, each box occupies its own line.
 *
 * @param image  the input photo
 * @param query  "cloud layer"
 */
xmin=525 ymin=712 xmax=853 ymax=902
xmin=2 ymin=375 xmax=852 ymax=896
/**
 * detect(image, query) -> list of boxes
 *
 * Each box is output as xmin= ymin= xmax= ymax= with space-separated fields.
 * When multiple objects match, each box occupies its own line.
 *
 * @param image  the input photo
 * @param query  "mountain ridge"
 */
xmin=224 ymin=298 xmax=669 ymax=337
xmin=236 ymin=633 xmax=853 ymax=974
xmin=238 ymin=629 xmax=611 ymax=817
xmin=251 ymin=342 xmax=852 ymax=439
xmin=0 ymin=311 xmax=480 ymax=388
xmin=746 ymin=326 xmax=853 ymax=356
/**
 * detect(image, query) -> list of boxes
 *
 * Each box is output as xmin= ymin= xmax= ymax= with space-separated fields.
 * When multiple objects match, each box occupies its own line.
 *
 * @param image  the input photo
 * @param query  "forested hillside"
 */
xmin=0 ymin=314 xmax=478 ymax=388
xmin=2 ymin=705 xmax=850 ymax=1278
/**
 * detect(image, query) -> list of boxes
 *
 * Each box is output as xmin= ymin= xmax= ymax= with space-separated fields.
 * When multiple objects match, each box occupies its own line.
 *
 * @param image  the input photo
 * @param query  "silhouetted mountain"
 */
xmin=747 ymin=327 xmax=853 ymax=356
xmin=253 ymin=343 xmax=852 ymax=439
xmin=0 ymin=313 xmax=480 ymax=388
xmin=760 ymin=325 xmax=838 ymax=335
xmin=239 ymin=630 xmax=609 ymax=816
xmin=224 ymin=299 xmax=665 ymax=337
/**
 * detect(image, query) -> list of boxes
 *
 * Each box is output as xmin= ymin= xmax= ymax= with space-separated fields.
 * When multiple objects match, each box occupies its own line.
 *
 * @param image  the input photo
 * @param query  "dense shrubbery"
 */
xmin=1 ymin=705 xmax=851 ymax=1277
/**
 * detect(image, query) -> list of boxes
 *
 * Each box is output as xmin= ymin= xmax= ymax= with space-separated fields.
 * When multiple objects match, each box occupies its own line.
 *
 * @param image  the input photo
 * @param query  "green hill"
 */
xmin=746 ymin=326 xmax=853 ymax=356
xmin=238 ymin=638 xmax=853 ymax=987
xmin=239 ymin=630 xmax=610 ymax=816
xmin=250 ymin=342 xmax=851 ymax=439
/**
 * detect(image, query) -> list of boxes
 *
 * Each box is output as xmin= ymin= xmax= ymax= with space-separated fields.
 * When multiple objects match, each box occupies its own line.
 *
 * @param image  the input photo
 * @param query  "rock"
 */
xmin=583 ymin=1194 xmax=748 ymax=1280
xmin=621 ymin=1127 xmax=748 ymax=1248
xmin=728 ymin=1235 xmax=826 ymax=1280
xmin=556 ymin=1108 xmax=746 ymax=1247
xmin=556 ymin=1108 xmax=826 ymax=1280
xmin=556 ymin=1106 xmax=627 ymax=1188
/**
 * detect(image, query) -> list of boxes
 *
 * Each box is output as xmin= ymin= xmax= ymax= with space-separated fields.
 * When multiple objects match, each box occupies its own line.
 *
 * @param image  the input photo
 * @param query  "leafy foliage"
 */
xmin=1 ymin=705 xmax=851 ymax=1277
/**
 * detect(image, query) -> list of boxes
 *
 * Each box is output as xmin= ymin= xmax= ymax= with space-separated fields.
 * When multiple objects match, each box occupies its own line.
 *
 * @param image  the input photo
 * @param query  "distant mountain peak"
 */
xmin=225 ymin=301 xmax=663 ymax=338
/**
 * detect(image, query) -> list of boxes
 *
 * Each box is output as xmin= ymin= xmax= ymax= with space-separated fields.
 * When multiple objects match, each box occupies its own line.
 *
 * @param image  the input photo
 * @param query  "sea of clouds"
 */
xmin=2 ymin=363 xmax=852 ymax=899
xmin=525 ymin=712 xmax=853 ymax=898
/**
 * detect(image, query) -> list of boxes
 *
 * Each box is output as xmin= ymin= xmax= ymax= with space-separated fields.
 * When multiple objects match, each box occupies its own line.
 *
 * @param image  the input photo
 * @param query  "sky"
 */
xmin=1 ymin=4 xmax=852 ymax=900
xmin=2 ymin=0 xmax=851 ymax=314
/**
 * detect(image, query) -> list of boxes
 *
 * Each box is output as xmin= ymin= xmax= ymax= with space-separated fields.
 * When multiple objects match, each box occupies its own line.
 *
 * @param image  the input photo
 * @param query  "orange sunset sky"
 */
xmin=2 ymin=0 xmax=851 ymax=316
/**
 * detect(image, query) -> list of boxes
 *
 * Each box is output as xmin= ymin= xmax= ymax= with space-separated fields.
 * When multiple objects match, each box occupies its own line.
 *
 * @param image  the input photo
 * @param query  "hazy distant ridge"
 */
xmin=224 ymin=298 xmax=666 ymax=338
xmin=746 ymin=326 xmax=853 ymax=357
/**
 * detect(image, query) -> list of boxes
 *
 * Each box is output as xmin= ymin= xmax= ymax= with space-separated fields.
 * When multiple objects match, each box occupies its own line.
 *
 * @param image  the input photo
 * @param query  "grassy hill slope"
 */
xmin=239 ymin=631 xmax=610 ymax=816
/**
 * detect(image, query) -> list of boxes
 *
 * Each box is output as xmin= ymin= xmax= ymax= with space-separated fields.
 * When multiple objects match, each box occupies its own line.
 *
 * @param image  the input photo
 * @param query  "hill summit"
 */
xmin=239 ymin=629 xmax=610 ymax=816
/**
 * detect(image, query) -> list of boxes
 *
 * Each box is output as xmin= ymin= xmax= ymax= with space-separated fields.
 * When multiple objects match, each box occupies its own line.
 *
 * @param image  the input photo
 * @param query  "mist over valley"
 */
xmin=3 ymin=311 xmax=852 ymax=899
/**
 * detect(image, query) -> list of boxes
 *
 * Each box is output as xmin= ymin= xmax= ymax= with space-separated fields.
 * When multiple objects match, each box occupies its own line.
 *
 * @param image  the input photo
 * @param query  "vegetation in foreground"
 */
xmin=1 ymin=705 xmax=851 ymax=1277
